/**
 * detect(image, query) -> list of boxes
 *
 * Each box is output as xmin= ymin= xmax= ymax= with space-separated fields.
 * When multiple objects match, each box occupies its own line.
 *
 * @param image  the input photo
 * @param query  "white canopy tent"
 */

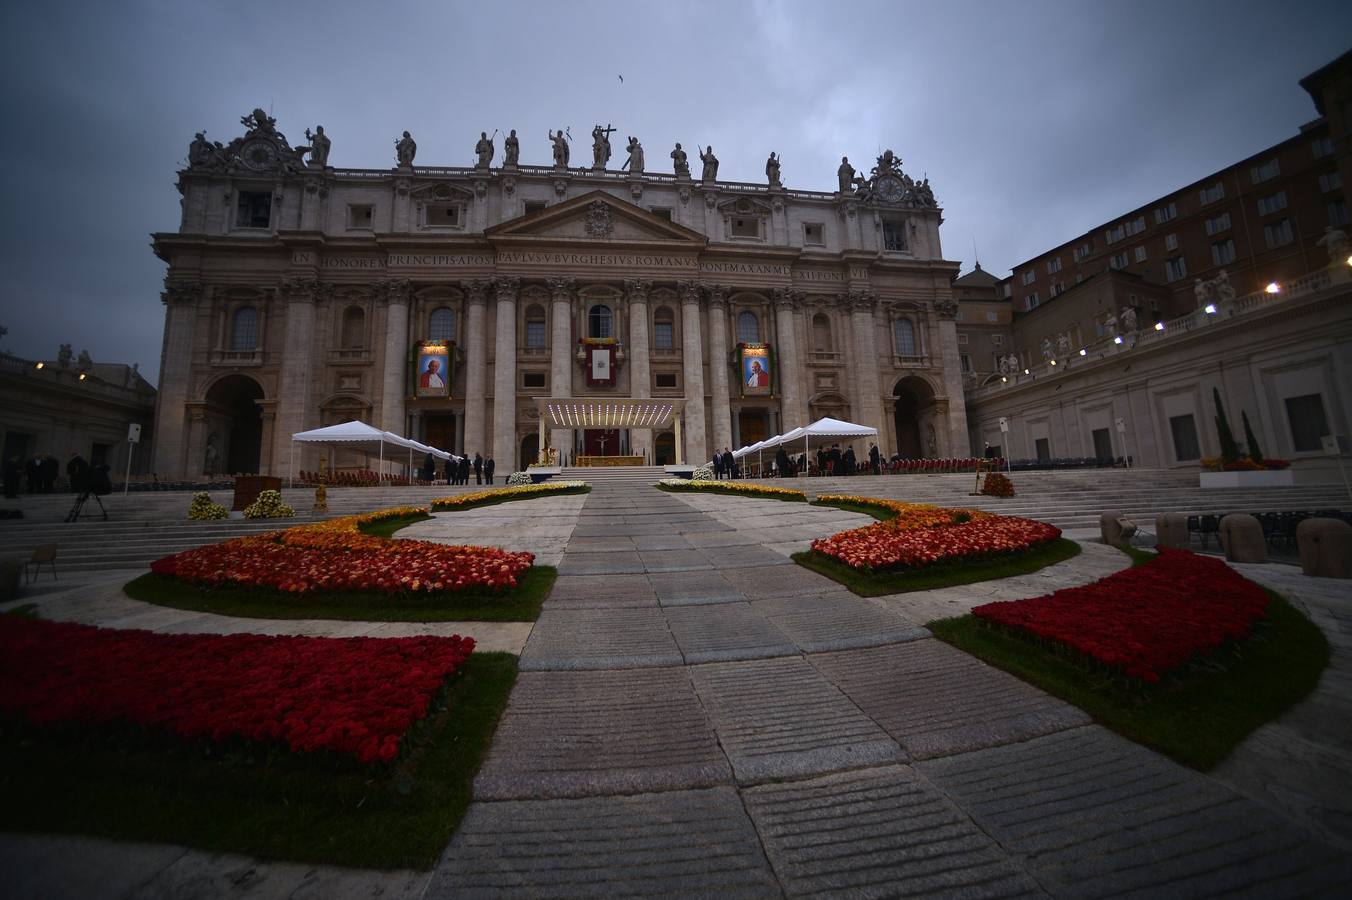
xmin=759 ymin=417 xmax=880 ymax=472
xmin=289 ymin=421 xmax=454 ymax=486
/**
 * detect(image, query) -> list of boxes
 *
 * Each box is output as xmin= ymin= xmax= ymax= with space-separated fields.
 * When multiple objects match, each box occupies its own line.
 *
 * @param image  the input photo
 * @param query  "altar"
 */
xmin=577 ymin=454 xmax=646 ymax=467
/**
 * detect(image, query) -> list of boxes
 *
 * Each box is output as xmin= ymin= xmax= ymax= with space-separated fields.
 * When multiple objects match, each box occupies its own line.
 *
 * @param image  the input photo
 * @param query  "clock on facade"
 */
xmin=876 ymin=175 xmax=905 ymax=203
xmin=239 ymin=138 xmax=279 ymax=172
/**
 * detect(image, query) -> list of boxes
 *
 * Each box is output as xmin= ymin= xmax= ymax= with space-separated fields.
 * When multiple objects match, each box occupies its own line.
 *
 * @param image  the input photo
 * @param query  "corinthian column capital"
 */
xmin=623 ymin=278 xmax=652 ymax=304
xmin=677 ymin=280 xmax=702 ymax=307
xmin=492 ymin=276 xmax=521 ymax=304
xmin=546 ymin=276 xmax=576 ymax=304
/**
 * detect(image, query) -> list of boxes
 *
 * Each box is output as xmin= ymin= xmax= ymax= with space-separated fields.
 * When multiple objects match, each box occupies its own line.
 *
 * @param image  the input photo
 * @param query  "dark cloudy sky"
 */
xmin=1 ymin=0 xmax=1348 ymax=384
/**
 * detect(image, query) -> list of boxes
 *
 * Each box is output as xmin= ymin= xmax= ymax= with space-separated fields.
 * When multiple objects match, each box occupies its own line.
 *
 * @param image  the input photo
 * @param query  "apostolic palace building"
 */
xmin=151 ymin=112 xmax=967 ymax=478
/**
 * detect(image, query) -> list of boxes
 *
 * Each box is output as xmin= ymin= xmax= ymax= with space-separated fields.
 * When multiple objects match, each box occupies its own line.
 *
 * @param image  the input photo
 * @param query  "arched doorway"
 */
xmin=520 ymin=434 xmax=539 ymax=471
xmin=892 ymin=376 xmax=936 ymax=458
xmin=654 ymin=431 xmax=676 ymax=465
xmin=205 ymin=374 xmax=264 ymax=474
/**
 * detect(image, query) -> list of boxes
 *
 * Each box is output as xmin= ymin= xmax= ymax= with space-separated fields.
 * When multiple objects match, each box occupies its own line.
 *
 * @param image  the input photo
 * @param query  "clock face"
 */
xmin=877 ymin=175 xmax=904 ymax=203
xmin=240 ymin=138 xmax=279 ymax=171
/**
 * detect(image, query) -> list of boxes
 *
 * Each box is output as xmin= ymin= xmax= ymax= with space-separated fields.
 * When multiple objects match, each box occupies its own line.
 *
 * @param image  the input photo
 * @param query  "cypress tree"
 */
xmin=1241 ymin=410 xmax=1264 ymax=463
xmin=1213 ymin=387 xmax=1241 ymax=463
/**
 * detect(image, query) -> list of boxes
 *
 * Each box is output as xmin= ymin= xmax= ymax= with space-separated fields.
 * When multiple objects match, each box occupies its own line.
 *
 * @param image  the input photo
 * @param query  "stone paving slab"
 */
xmin=810 ymin=640 xmax=1090 ymax=759
xmin=473 ymin=668 xmax=732 ymax=800
xmin=571 ymin=521 xmax=673 ymax=537
xmin=649 ymin=570 xmax=746 ymax=606
xmin=689 ymin=656 xmax=904 ymax=784
xmin=630 ymin=532 xmax=695 ymax=550
xmin=638 ymin=548 xmax=716 ymax=572
xmin=544 ymin=573 xmax=659 ymax=608
xmin=664 ymin=602 xmax=798 ymax=663
xmin=556 ymin=549 xmax=646 ymax=575
xmin=700 ymin=543 xmax=796 ymax=568
xmin=919 ymin=726 xmax=1352 ymax=897
xmin=431 ymin=788 xmax=780 ymax=898
xmin=519 ymin=607 xmax=682 ymax=670
xmin=720 ymin=563 xmax=841 ymax=600
xmin=684 ymin=529 xmax=768 ymax=548
xmin=742 ymin=766 xmax=1045 ymax=898
xmin=752 ymin=593 xmax=929 ymax=653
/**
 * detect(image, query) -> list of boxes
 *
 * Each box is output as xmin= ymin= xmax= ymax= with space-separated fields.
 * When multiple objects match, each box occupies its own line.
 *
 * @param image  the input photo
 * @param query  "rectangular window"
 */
xmin=1092 ymin=428 xmax=1114 ymax=461
xmin=957 ymin=332 xmax=969 ymax=345
xmin=654 ymin=372 xmax=678 ymax=389
xmin=1311 ymin=136 xmax=1334 ymax=158
xmin=1034 ymin=438 xmax=1050 ymax=462
xmin=347 ymin=204 xmax=373 ymax=230
xmin=1330 ymin=199 xmax=1350 ymax=226
xmin=1025 ymin=292 xmax=1040 ymax=310
xmin=1263 ymin=218 xmax=1293 ymax=248
xmin=1134 ymin=245 xmax=1148 ymax=263
xmin=1073 ymin=241 xmax=1092 ymax=261
xmin=523 ymin=201 xmax=547 ymax=214
xmin=1109 ymin=252 xmax=1129 ymax=269
xmin=1050 ymin=282 xmax=1065 ymax=297
xmin=1256 ymin=191 xmax=1288 ymax=216
xmin=654 ymin=321 xmax=673 ymax=349
xmin=649 ymin=207 xmax=672 ymax=221
xmin=525 ymin=320 xmax=546 ymax=349
xmin=960 ymin=354 xmax=972 ymax=373
xmin=1250 ymin=159 xmax=1281 ymax=183
xmin=1204 ymin=212 xmax=1231 ymax=235
xmin=985 ymin=311 xmax=998 ymax=322
xmin=1105 ymin=224 xmax=1126 ymax=244
xmin=522 ymin=372 xmax=546 ymax=389
xmin=1319 ymin=172 xmax=1342 ymax=193
xmin=882 ymin=220 xmax=907 ymax=251
xmin=1124 ymin=216 xmax=1146 ymax=237
xmin=803 ymin=222 xmax=824 ymax=245
xmin=731 ymin=217 xmax=761 ymax=239
xmin=235 ymin=191 xmax=272 ymax=228
xmin=1165 ymin=255 xmax=1188 ymax=282
xmin=1169 ymin=414 xmax=1201 ymax=461
xmin=426 ymin=205 xmax=461 ymax=227
xmin=1021 ymin=270 xmax=1037 ymax=286
xmin=1199 ymin=182 xmax=1225 ymax=205
xmin=1285 ymin=394 xmax=1329 ymax=453
xmin=1046 ymin=257 xmax=1062 ymax=274
xmin=1211 ymin=239 xmax=1236 ymax=266
xmin=1165 ymin=233 xmax=1179 ymax=251
xmin=1154 ymin=202 xmax=1177 ymax=224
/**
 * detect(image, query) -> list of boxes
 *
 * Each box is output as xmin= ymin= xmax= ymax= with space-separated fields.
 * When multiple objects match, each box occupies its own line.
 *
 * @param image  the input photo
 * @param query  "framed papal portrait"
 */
xmin=414 ymin=342 xmax=452 ymax=398
xmin=740 ymin=345 xmax=772 ymax=397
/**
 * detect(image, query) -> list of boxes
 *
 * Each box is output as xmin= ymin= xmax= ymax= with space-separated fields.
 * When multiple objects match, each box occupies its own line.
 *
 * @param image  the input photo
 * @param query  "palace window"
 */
xmin=1073 ymin=241 xmax=1093 ymax=261
xmin=653 ymin=306 xmax=675 ymax=349
xmin=812 ymin=313 xmax=832 ymax=351
xmin=1021 ymin=270 xmax=1036 ymax=285
xmin=429 ymin=307 xmax=455 ymax=342
xmin=960 ymin=353 xmax=972 ymax=373
xmin=1331 ymin=199 xmax=1350 ymax=226
xmin=423 ymin=205 xmax=461 ymax=228
xmin=588 ymin=304 xmax=613 ymax=339
xmin=1204 ymin=212 xmax=1231 ymax=235
xmin=1105 ymin=223 xmax=1126 ymax=244
xmin=1154 ymin=202 xmax=1177 ymax=224
xmin=882 ymin=219 xmax=907 ymax=251
xmin=340 ymin=306 xmax=365 ymax=348
xmin=730 ymin=216 xmax=761 ymax=239
xmin=347 ymin=204 xmax=373 ymax=230
xmin=1134 ymin=245 xmax=1148 ymax=263
xmin=522 ymin=372 xmax=546 ymax=389
xmin=1169 ymin=414 xmax=1201 ymax=462
xmin=1285 ymin=393 xmax=1329 ymax=453
xmin=524 ymin=304 xmax=546 ymax=348
xmin=230 ymin=307 xmax=258 ymax=351
xmin=235 ymin=192 xmax=272 ymax=229
xmin=1250 ymin=159 xmax=1281 ymax=184
xmin=893 ymin=318 xmax=917 ymax=357
xmin=1025 ymin=292 xmax=1040 ymax=311
xmin=1165 ymin=255 xmax=1188 ymax=282
xmin=1050 ymin=281 xmax=1066 ymax=297
xmin=1046 ymin=257 xmax=1062 ymax=274
xmin=1165 ymin=233 xmax=1179 ymax=251
xmin=1199 ymin=182 xmax=1225 ymax=205
xmin=1211 ymin=239 xmax=1237 ymax=266
xmin=1319 ymin=172 xmax=1342 ymax=193
xmin=523 ymin=201 xmax=547 ymax=214
xmin=655 ymin=372 xmax=678 ymax=389
xmin=736 ymin=311 xmax=760 ymax=344
xmin=1256 ymin=191 xmax=1288 ymax=216
xmin=803 ymin=222 xmax=824 ymax=245
xmin=1109 ymin=252 xmax=1129 ymax=269
xmin=1124 ymin=216 xmax=1146 ymax=237
xmin=649 ymin=207 xmax=672 ymax=221
xmin=1312 ymin=136 xmax=1334 ymax=158
xmin=1263 ymin=218 xmax=1293 ymax=248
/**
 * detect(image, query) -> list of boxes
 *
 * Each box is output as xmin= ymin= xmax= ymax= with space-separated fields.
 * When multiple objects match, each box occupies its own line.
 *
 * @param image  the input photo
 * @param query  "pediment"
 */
xmin=487 ymin=190 xmax=706 ymax=245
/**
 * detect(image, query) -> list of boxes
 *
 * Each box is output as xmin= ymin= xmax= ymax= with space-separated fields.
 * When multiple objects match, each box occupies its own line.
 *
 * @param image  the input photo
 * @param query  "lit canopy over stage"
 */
xmin=535 ymin=398 xmax=690 ymax=464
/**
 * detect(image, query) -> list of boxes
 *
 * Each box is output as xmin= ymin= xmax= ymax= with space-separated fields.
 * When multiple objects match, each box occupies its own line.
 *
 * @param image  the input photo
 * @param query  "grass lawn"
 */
xmin=124 ymin=566 xmax=556 ymax=623
xmin=793 ymin=538 xmax=1082 ymax=596
xmin=656 ymin=483 xmax=806 ymax=502
xmin=431 ymin=483 xmax=591 ymax=513
xmin=928 ymin=590 xmax=1328 ymax=770
xmin=358 ymin=512 xmax=433 ymax=538
xmin=0 ymin=651 xmax=517 ymax=869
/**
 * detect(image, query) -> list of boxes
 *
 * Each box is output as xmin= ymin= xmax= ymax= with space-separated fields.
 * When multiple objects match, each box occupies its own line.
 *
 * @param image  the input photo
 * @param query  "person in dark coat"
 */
xmin=723 ymin=448 xmax=735 ymax=480
xmin=712 ymin=452 xmax=724 ymax=480
xmin=473 ymin=453 xmax=483 ymax=485
xmin=443 ymin=457 xmax=454 ymax=485
xmin=421 ymin=452 xmax=436 ymax=483
xmin=3 ymin=456 xmax=20 ymax=499
xmin=484 ymin=456 xmax=495 ymax=485
xmin=459 ymin=455 xmax=470 ymax=485
xmin=869 ymin=443 xmax=881 ymax=474
xmin=775 ymin=447 xmax=790 ymax=477
xmin=24 ymin=455 xmax=39 ymax=493
xmin=66 ymin=453 xmax=90 ymax=493
xmin=843 ymin=446 xmax=856 ymax=476
xmin=40 ymin=454 xmax=59 ymax=492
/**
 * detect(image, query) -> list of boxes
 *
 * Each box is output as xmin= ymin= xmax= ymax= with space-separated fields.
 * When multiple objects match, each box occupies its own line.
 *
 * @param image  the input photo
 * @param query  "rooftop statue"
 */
xmin=670 ymin=142 xmax=690 ymax=177
xmin=187 ymin=131 xmax=226 ymax=171
xmin=304 ymin=126 xmax=330 ymax=167
xmin=475 ymin=131 xmax=494 ymax=168
xmin=591 ymin=124 xmax=615 ymax=169
xmin=395 ymin=130 xmax=417 ymax=167
xmin=837 ymin=157 xmax=855 ymax=193
xmin=503 ymin=129 xmax=520 ymax=167
xmin=765 ymin=151 xmax=781 ymax=187
xmin=549 ymin=129 xmax=570 ymax=167
xmin=240 ymin=108 xmax=279 ymax=137
xmin=623 ymin=135 xmax=644 ymax=173
xmin=700 ymin=145 xmax=718 ymax=181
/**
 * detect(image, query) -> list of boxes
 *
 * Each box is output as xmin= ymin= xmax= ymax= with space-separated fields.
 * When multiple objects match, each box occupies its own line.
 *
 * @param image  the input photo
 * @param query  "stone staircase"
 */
xmin=560 ymin=465 xmax=667 ymax=489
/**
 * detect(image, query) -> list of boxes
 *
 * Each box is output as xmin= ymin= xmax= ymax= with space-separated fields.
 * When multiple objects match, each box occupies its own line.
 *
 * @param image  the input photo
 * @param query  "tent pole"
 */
xmin=289 ymin=441 xmax=294 ymax=489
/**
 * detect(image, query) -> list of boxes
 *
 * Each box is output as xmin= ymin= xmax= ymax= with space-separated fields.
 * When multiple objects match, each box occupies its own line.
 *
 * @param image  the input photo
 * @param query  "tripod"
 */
xmin=65 ymin=491 xmax=108 ymax=523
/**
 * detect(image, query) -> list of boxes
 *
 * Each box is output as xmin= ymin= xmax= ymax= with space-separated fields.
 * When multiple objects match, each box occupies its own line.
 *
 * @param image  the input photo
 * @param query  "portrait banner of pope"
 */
xmin=414 ymin=342 xmax=452 ymax=398
xmin=740 ymin=345 xmax=772 ymax=397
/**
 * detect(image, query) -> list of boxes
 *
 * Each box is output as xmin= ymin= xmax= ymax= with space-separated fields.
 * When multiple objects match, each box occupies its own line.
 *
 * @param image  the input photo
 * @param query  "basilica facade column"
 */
xmin=773 ymin=288 xmax=805 ymax=430
xmin=705 ymin=283 xmax=733 ymax=453
xmin=184 ymin=403 xmax=209 ymax=480
xmin=379 ymin=279 xmax=411 ymax=455
xmin=152 ymin=282 xmax=203 ymax=478
xmin=678 ymin=280 xmax=707 ymax=462
xmin=625 ymin=278 xmax=652 ymax=459
xmin=462 ymin=281 xmax=489 ymax=459
xmin=273 ymin=278 xmax=326 ymax=475
xmin=547 ymin=276 xmax=576 ymax=455
xmin=492 ymin=276 xmax=520 ymax=473
xmin=934 ymin=298 xmax=972 ymax=455
xmin=847 ymin=290 xmax=883 ymax=439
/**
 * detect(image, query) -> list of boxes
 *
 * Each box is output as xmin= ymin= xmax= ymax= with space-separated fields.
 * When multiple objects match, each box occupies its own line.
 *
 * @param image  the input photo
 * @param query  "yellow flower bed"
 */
xmin=658 ymin=479 xmax=806 ymax=501
xmin=815 ymin=494 xmax=992 ymax=530
xmin=430 ymin=481 xmax=588 ymax=511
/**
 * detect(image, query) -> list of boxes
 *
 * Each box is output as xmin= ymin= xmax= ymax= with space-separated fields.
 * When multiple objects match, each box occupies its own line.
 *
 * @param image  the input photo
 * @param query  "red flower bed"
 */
xmin=0 ymin=617 xmax=474 ymax=764
xmin=811 ymin=515 xmax=1059 ymax=572
xmin=152 ymin=534 xmax=532 ymax=595
xmin=972 ymin=549 xmax=1269 ymax=683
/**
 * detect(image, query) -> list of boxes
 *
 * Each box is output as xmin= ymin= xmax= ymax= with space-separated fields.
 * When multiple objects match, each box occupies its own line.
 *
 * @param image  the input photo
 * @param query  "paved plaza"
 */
xmin=2 ymin=482 xmax=1351 ymax=898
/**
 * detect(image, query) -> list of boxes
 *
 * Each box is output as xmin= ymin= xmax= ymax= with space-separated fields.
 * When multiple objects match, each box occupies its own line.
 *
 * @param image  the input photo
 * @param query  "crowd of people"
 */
xmin=421 ymin=452 xmax=496 ymax=486
xmin=2 ymin=452 xmax=101 ymax=499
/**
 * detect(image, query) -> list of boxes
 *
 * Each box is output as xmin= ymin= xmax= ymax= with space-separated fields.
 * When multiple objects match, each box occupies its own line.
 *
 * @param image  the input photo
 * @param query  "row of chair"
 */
xmin=1187 ymin=509 xmax=1351 ymax=552
xmin=295 ymin=470 xmax=435 ymax=487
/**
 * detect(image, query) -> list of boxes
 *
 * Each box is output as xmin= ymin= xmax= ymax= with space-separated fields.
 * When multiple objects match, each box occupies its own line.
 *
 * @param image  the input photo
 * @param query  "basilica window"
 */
xmin=803 ymin=223 xmax=824 ymax=246
xmin=231 ymin=307 xmax=258 ymax=351
xmin=235 ymin=192 xmax=272 ymax=229
xmin=736 ymin=311 xmax=761 ymax=344
xmin=428 ymin=307 xmax=455 ymax=342
xmin=653 ymin=306 xmax=675 ymax=349
xmin=525 ymin=305 xmax=546 ymax=348
xmin=347 ymin=204 xmax=373 ymax=230
xmin=422 ymin=204 xmax=462 ymax=228
xmin=812 ymin=313 xmax=832 ymax=352
xmin=730 ymin=216 xmax=761 ymax=239
xmin=882 ymin=219 xmax=907 ymax=252
xmin=588 ymin=304 xmax=613 ymax=339
xmin=341 ymin=307 xmax=365 ymax=348
xmin=893 ymin=318 xmax=918 ymax=357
